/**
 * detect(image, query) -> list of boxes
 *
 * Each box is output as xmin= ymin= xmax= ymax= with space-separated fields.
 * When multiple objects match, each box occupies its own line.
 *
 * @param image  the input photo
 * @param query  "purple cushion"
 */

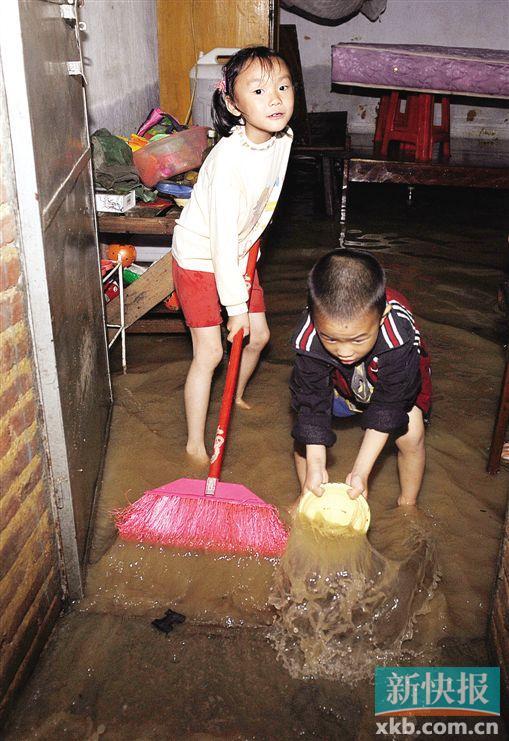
xmin=331 ymin=44 xmax=509 ymax=98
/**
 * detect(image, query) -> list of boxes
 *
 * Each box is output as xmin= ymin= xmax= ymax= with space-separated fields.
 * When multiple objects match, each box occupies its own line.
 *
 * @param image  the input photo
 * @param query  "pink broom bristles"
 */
xmin=115 ymin=488 xmax=289 ymax=557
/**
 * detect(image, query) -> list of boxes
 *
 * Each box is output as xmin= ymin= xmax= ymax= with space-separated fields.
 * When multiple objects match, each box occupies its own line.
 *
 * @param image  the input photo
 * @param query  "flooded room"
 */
xmin=1 ymin=0 xmax=508 ymax=738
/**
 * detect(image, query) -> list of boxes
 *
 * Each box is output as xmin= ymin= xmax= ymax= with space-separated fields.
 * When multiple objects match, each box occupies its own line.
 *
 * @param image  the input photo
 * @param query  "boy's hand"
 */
xmin=226 ymin=313 xmax=250 ymax=342
xmin=303 ymin=463 xmax=328 ymax=497
xmin=346 ymin=428 xmax=388 ymax=500
xmin=345 ymin=471 xmax=368 ymax=500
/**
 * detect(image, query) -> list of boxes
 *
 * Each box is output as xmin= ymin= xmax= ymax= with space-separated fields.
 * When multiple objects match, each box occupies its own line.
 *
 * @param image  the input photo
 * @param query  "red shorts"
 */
xmin=172 ymin=260 xmax=266 ymax=328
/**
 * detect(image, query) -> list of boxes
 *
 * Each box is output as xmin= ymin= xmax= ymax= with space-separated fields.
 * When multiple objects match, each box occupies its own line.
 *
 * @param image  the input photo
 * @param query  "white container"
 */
xmin=189 ymin=48 xmax=239 ymax=128
xmin=95 ymin=190 xmax=135 ymax=213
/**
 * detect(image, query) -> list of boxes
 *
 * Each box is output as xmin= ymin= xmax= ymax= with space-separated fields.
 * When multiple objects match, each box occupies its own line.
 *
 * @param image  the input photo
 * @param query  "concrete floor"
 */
xmin=3 ymin=164 xmax=509 ymax=739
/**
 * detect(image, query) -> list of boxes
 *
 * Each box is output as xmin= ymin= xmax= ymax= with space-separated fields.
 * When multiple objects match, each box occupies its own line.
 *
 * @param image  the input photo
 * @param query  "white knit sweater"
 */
xmin=171 ymin=125 xmax=293 ymax=316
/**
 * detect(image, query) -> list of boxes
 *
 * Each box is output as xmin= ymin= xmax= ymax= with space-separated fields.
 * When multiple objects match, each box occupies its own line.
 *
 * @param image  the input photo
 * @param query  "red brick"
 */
xmin=0 ymin=439 xmax=33 ymax=493
xmin=1 ymin=458 xmax=43 ymax=522
xmin=0 ymin=588 xmax=60 ymax=709
xmin=0 ymin=208 xmax=16 ymax=246
xmin=0 ymin=366 xmax=33 ymax=411
xmin=0 ymin=593 xmax=61 ymax=726
xmin=1 ymin=496 xmax=48 ymax=566
xmin=0 ymin=327 xmax=28 ymax=374
xmin=0 ymin=252 xmax=20 ymax=292
xmin=0 ymin=424 xmax=10 ymax=459
xmin=0 ymin=335 xmax=15 ymax=374
xmin=0 ymin=484 xmax=47 ymax=579
xmin=0 ymin=424 xmax=39 ymax=493
xmin=9 ymin=396 xmax=36 ymax=437
xmin=0 ymin=289 xmax=23 ymax=329
xmin=0 ymin=380 xmax=19 ymax=411
xmin=1 ymin=552 xmax=56 ymax=646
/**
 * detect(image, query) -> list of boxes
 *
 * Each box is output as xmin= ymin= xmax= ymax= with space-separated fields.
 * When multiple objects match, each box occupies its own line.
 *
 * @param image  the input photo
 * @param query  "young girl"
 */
xmin=171 ymin=46 xmax=295 ymax=462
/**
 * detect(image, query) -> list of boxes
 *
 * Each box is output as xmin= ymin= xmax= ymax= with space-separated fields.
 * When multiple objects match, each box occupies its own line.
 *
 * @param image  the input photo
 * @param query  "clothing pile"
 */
xmin=91 ymin=128 xmax=156 ymax=202
xmin=91 ymin=108 xmax=206 ymax=207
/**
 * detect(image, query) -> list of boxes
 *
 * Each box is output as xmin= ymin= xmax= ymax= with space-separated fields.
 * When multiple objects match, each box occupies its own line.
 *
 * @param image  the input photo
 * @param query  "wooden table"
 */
xmin=97 ymin=208 xmax=178 ymax=236
xmin=97 ymin=205 xmax=186 ymax=335
xmin=339 ymin=136 xmax=509 ymax=245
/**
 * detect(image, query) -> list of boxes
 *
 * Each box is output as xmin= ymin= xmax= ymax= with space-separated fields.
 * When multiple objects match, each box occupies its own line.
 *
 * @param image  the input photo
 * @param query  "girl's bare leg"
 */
xmin=235 ymin=312 xmax=270 ymax=408
xmin=395 ymin=405 xmax=426 ymax=506
xmin=185 ymin=325 xmax=223 ymax=461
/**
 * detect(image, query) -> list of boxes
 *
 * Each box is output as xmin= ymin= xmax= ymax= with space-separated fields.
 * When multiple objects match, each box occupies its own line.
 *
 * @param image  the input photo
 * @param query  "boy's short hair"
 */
xmin=308 ymin=249 xmax=387 ymax=321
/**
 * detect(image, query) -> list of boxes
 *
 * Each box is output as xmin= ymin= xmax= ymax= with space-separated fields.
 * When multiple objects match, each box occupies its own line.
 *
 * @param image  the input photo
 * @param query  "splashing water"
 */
xmin=269 ymin=508 xmax=441 ymax=683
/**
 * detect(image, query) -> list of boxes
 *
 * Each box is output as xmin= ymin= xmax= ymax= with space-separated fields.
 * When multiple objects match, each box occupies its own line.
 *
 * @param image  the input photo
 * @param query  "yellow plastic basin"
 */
xmin=297 ymin=482 xmax=371 ymax=535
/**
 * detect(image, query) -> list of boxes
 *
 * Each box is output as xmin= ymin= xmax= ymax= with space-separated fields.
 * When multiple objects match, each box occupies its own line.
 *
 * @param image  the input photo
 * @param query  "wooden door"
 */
xmin=2 ymin=0 xmax=111 ymax=596
xmin=158 ymin=0 xmax=277 ymax=123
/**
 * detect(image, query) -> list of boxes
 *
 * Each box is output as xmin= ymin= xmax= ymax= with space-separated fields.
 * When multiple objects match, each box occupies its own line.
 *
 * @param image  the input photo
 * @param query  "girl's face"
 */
xmin=226 ymin=58 xmax=294 ymax=144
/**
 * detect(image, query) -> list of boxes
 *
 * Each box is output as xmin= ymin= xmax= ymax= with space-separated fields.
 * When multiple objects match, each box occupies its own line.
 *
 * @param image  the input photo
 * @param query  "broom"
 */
xmin=115 ymin=240 xmax=288 ymax=557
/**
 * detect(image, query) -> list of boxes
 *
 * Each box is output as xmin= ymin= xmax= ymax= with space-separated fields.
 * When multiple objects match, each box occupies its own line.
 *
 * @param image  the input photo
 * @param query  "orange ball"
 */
xmin=106 ymin=243 xmax=137 ymax=268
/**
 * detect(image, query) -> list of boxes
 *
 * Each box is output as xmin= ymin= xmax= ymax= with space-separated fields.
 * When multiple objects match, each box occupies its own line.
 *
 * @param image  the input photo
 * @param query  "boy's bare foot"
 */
xmin=235 ymin=397 xmax=251 ymax=410
xmin=185 ymin=445 xmax=209 ymax=465
xmin=397 ymin=495 xmax=418 ymax=506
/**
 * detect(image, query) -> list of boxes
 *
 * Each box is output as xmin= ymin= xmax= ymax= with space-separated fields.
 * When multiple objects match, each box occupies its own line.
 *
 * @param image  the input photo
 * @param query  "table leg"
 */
xmin=322 ymin=156 xmax=335 ymax=218
xmin=487 ymin=356 xmax=509 ymax=475
xmin=374 ymin=93 xmax=390 ymax=154
xmin=339 ymin=158 xmax=350 ymax=248
xmin=416 ymin=93 xmax=434 ymax=162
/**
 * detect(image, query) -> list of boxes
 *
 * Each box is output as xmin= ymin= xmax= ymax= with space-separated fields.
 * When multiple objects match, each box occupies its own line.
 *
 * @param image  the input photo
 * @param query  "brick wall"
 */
xmin=0 ymin=67 xmax=63 ymax=722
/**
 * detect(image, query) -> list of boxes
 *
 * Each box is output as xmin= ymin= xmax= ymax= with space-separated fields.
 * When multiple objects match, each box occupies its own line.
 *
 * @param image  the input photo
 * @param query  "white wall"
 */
xmin=80 ymin=0 xmax=159 ymax=135
xmin=281 ymin=0 xmax=509 ymax=139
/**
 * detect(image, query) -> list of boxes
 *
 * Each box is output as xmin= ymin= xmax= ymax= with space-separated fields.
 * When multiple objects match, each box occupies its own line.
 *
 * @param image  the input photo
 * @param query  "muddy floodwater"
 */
xmin=4 ymin=167 xmax=509 ymax=739
xmin=270 ymin=508 xmax=440 ymax=683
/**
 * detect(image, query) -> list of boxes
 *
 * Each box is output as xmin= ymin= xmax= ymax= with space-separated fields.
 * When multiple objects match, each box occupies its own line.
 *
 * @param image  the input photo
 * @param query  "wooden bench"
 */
xmin=98 ymin=205 xmax=187 ymax=337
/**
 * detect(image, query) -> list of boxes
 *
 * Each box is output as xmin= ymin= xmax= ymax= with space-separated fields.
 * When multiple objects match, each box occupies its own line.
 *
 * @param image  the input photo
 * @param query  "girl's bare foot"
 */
xmin=186 ymin=445 xmax=209 ymax=465
xmin=235 ymin=397 xmax=251 ymax=410
xmin=502 ymin=442 xmax=509 ymax=462
xmin=397 ymin=495 xmax=418 ymax=506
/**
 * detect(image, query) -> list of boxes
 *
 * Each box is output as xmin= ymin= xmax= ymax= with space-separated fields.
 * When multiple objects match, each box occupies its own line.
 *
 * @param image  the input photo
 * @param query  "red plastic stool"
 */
xmin=374 ymin=92 xmax=406 ymax=151
xmin=375 ymin=90 xmax=451 ymax=162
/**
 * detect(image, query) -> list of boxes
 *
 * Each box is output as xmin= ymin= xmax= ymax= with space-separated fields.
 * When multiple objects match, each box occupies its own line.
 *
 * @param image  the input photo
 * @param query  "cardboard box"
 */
xmin=95 ymin=190 xmax=136 ymax=213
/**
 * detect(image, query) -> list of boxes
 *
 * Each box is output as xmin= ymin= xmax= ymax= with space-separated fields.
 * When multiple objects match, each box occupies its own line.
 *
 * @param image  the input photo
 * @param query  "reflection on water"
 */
xmin=269 ymin=509 xmax=440 ymax=682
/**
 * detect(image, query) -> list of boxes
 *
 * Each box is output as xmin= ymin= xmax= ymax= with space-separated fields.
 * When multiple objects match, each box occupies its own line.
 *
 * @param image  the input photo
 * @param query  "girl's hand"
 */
xmin=226 ymin=313 xmax=250 ymax=343
xmin=345 ymin=471 xmax=368 ymax=499
xmin=303 ymin=463 xmax=328 ymax=497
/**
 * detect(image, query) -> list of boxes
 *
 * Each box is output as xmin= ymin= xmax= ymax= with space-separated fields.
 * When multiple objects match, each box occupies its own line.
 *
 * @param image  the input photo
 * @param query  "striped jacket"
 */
xmin=290 ymin=288 xmax=432 ymax=447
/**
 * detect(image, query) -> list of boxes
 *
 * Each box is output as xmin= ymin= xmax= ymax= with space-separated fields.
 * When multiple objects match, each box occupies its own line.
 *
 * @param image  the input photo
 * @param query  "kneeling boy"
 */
xmin=291 ymin=249 xmax=431 ymax=505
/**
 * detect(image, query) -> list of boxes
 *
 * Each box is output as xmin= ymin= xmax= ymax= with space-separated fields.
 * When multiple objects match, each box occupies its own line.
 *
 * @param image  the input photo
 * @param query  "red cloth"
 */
xmin=172 ymin=261 xmax=265 ymax=328
xmin=385 ymin=288 xmax=431 ymax=415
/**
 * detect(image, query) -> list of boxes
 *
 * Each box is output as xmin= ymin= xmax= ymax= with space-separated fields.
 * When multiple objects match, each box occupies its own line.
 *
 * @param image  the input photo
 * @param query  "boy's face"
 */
xmin=226 ymin=58 xmax=294 ymax=144
xmin=314 ymin=307 xmax=386 ymax=365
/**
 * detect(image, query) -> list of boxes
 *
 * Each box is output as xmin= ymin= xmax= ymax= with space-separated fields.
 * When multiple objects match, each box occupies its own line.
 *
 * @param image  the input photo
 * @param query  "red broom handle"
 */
xmin=205 ymin=240 xmax=261 ymax=495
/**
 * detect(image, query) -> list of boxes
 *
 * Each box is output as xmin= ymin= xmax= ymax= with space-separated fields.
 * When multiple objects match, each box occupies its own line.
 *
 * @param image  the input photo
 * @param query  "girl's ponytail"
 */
xmin=211 ymin=88 xmax=239 ymax=138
